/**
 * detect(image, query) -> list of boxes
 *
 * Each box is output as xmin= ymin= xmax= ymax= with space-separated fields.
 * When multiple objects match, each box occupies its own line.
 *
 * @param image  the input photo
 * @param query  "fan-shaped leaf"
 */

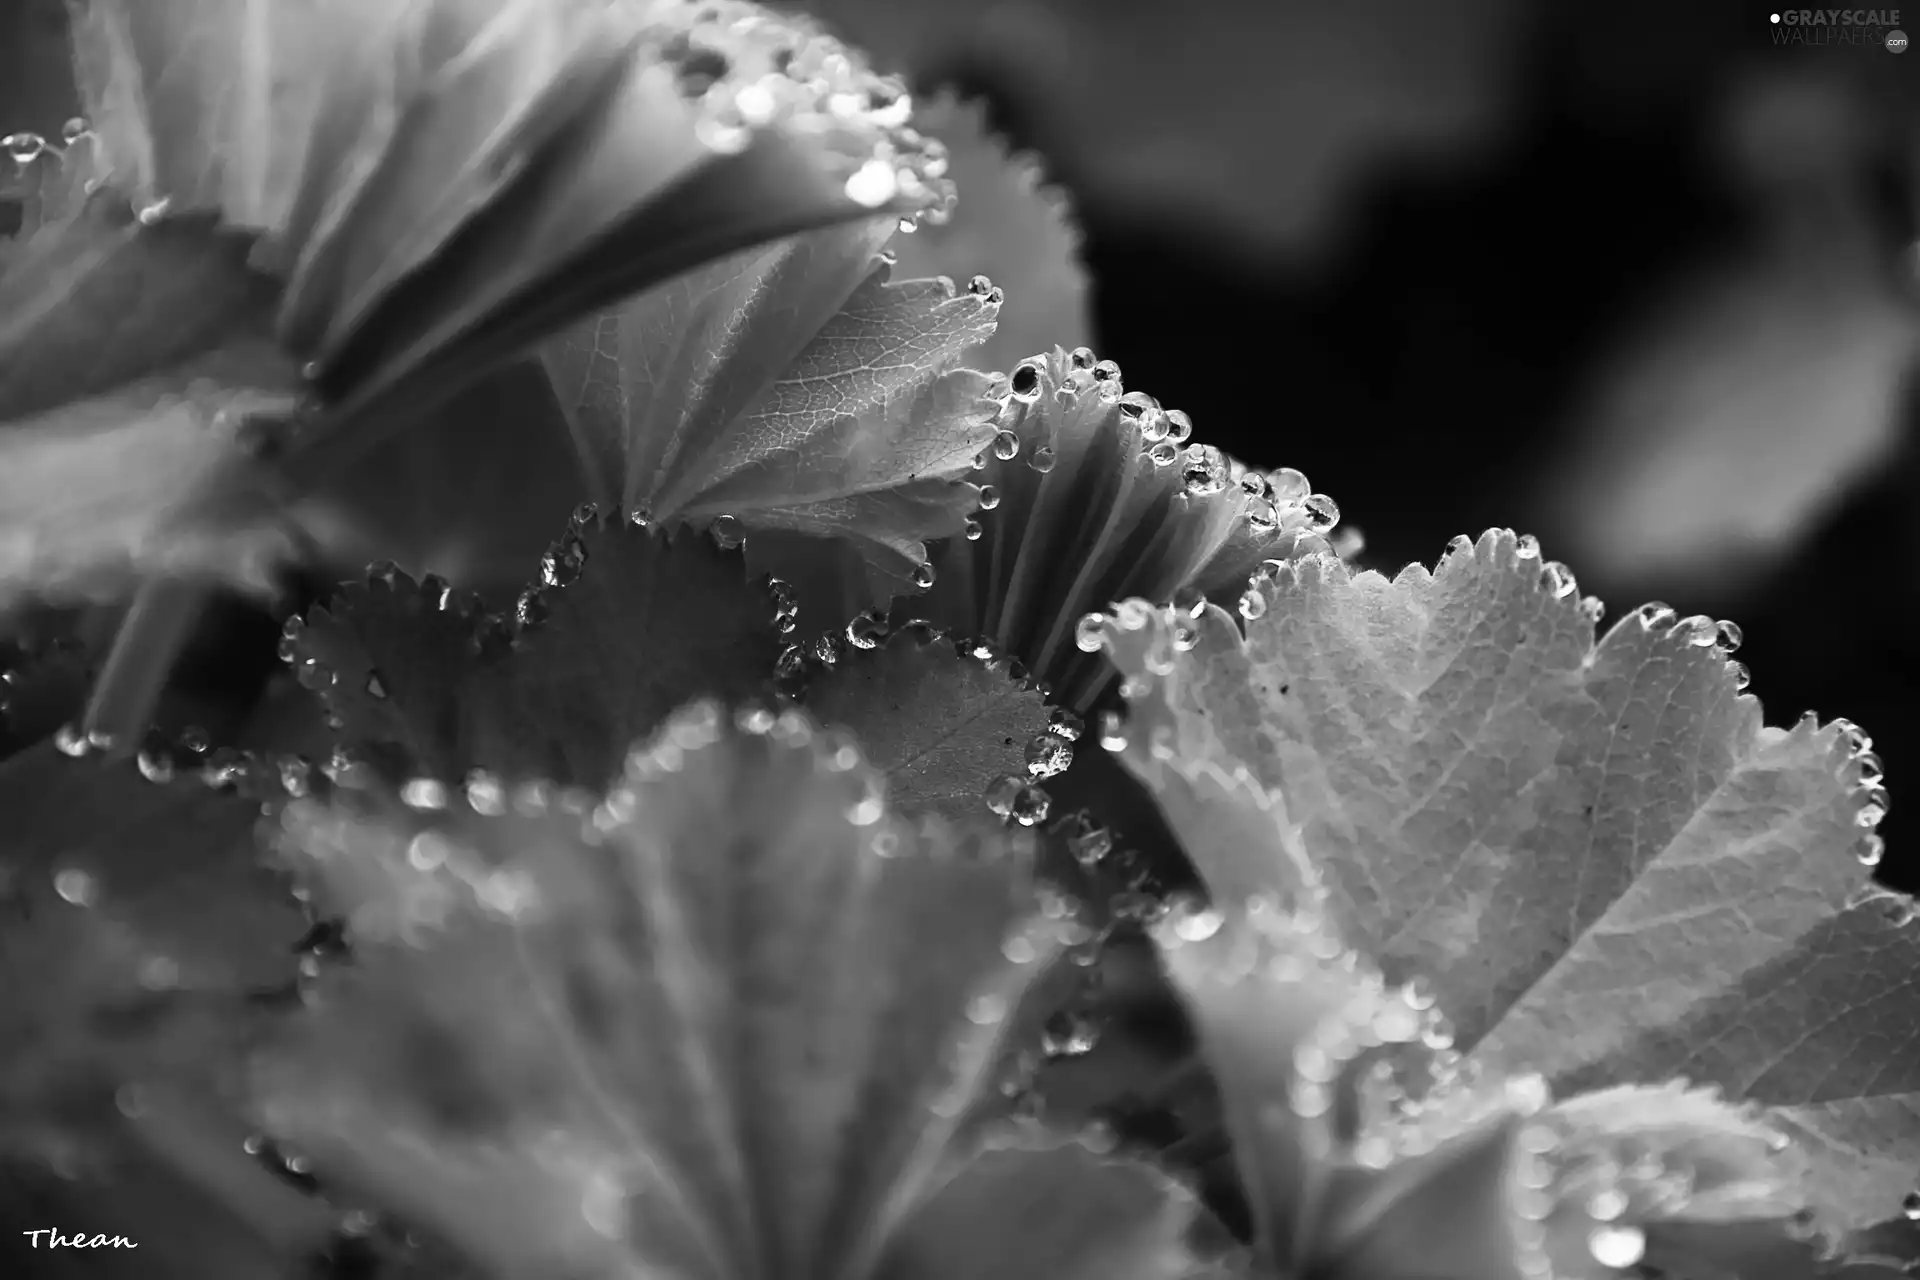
xmin=289 ymin=516 xmax=784 ymax=790
xmin=1100 ymin=529 xmax=1910 ymax=1247
xmin=895 ymin=349 xmax=1332 ymax=711
xmin=255 ymin=702 xmax=1082 ymax=1280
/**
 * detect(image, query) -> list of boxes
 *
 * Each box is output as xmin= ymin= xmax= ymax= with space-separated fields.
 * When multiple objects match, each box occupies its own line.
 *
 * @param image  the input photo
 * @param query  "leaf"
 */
xmin=796 ymin=625 xmax=1056 ymax=823
xmin=896 ymin=349 xmax=1333 ymax=712
xmin=289 ymin=516 xmax=785 ymax=791
xmin=58 ymin=0 xmax=960 ymax=743
xmin=1154 ymin=898 xmax=1539 ymax=1279
xmin=540 ymin=230 xmax=1002 ymax=603
xmin=884 ymin=92 xmax=1089 ymax=376
xmin=0 ymin=743 xmax=321 ymax=1267
xmin=255 ymin=701 xmax=1081 ymax=1280
xmin=1099 ymin=530 xmax=1911 ymax=1244
xmin=872 ymin=1132 xmax=1204 ymax=1280
xmin=0 ymin=745 xmax=304 ymax=1107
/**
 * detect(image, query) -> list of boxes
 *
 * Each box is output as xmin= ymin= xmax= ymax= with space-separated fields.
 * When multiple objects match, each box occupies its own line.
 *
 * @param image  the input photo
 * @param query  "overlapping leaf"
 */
xmin=796 ymin=624 xmax=1055 ymax=823
xmin=886 ymin=92 xmax=1089 ymax=374
xmin=288 ymin=515 xmax=785 ymax=790
xmin=253 ymin=701 xmax=1199 ymax=1280
xmin=540 ymin=222 xmax=1004 ymax=604
xmin=10 ymin=0 xmax=957 ymax=741
xmin=0 ymin=742 xmax=324 ymax=1270
xmin=1099 ymin=529 xmax=1913 ymax=1254
xmin=887 ymin=349 xmax=1336 ymax=711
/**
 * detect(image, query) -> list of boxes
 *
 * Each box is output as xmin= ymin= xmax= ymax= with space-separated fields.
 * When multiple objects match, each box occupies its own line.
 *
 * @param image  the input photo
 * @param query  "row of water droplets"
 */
xmin=655 ymin=2 xmax=954 ymax=229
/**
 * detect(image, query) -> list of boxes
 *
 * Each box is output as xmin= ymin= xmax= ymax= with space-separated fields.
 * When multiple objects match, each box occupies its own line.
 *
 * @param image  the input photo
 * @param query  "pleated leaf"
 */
xmin=251 ymin=701 xmax=1176 ymax=1280
xmin=1098 ymin=529 xmax=1910 ymax=1261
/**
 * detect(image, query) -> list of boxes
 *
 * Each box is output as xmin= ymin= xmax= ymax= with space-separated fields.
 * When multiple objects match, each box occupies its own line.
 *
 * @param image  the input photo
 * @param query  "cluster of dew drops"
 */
xmin=659 ymin=2 xmax=955 ymax=231
xmin=962 ymin=343 xmax=1344 ymax=539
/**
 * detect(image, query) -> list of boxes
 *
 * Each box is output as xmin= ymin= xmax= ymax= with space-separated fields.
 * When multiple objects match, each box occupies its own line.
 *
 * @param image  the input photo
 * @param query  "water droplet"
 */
xmin=1098 ymin=711 xmax=1128 ymax=752
xmin=628 ymin=506 xmax=654 ymax=529
xmin=1728 ymin=660 xmax=1751 ymax=691
xmin=911 ymin=562 xmax=936 ymax=591
xmin=967 ymin=274 xmax=995 ymax=297
xmin=1301 ymin=493 xmax=1340 ymax=533
xmin=364 ymin=670 xmax=388 ymax=700
xmin=1540 ymin=561 xmax=1577 ymax=598
xmin=1180 ymin=445 xmax=1229 ymax=497
xmin=1147 ymin=440 xmax=1177 ymax=467
xmin=1042 ymin=1009 xmax=1099 ymax=1057
xmin=1579 ymin=595 xmax=1606 ymax=624
xmin=1046 ymin=708 xmax=1084 ymax=742
xmin=401 ymin=778 xmax=448 ymax=810
xmin=962 ymin=516 xmax=983 ymax=541
xmin=1025 ymin=734 xmax=1072 ymax=778
xmin=54 ymin=867 xmax=98 ymax=906
xmin=1029 ymin=446 xmax=1057 ymax=474
xmin=1010 ymin=783 xmax=1051 ymax=826
xmin=60 ymin=117 xmax=89 ymax=145
xmin=136 ymin=748 xmax=175 ymax=784
xmin=1635 ymin=602 xmax=1677 ymax=631
xmin=1164 ymin=409 xmax=1194 ymax=444
xmin=1857 ymin=834 xmax=1886 ymax=867
xmin=1092 ymin=359 xmax=1121 ymax=384
xmin=1714 ymin=619 xmax=1744 ymax=652
xmin=1514 ymin=533 xmax=1542 ymax=560
xmin=845 ymin=610 xmax=890 ymax=650
xmin=992 ymin=429 xmax=1020 ymax=460
xmin=844 ymin=157 xmax=898 ymax=207
xmin=1074 ymin=612 xmax=1108 ymax=653
xmin=2 ymin=131 xmax=45 ymax=165
xmin=966 ymin=993 xmax=1007 ymax=1025
xmin=1174 ymin=906 xmax=1223 ymax=941
xmin=1903 ymin=1190 xmax=1920 ymax=1220
xmin=136 ymin=197 xmax=172 ymax=226
xmin=1269 ymin=467 xmax=1311 ymax=504
xmin=1010 ymin=363 xmax=1043 ymax=400
xmin=710 ymin=514 xmax=743 ymax=550
xmin=1587 ymin=1225 xmax=1646 ymax=1269
xmin=984 ymin=774 xmax=1023 ymax=817
xmin=53 ymin=723 xmax=88 ymax=757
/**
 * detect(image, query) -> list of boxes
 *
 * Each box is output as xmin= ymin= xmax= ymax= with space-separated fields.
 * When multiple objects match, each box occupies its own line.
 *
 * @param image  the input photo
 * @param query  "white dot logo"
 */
xmin=1770 ymin=11 xmax=1781 ymax=20
xmin=1889 ymin=28 xmax=1910 ymax=50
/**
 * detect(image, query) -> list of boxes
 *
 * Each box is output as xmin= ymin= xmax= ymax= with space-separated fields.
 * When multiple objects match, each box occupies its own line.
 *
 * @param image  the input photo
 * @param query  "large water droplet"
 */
xmin=844 ymin=157 xmax=898 ymax=207
xmin=1164 ymin=409 xmax=1194 ymax=444
xmin=710 ymin=514 xmax=743 ymax=550
xmin=1587 ymin=1225 xmax=1646 ymax=1269
xmin=1180 ymin=445 xmax=1229 ymax=497
xmin=1029 ymin=446 xmax=1057 ymax=474
xmin=1010 ymin=363 xmax=1043 ymax=400
xmin=1903 ymin=1190 xmax=1920 ymax=1221
xmin=1269 ymin=467 xmax=1311 ymax=505
xmin=977 ymin=484 xmax=1001 ymax=511
xmin=1010 ymin=784 xmax=1051 ymax=826
xmin=1074 ymin=612 xmax=1108 ymax=653
xmin=1301 ymin=493 xmax=1340 ymax=533
xmin=911 ymin=562 xmax=936 ymax=590
xmin=2 ymin=131 xmax=45 ymax=164
xmin=963 ymin=516 xmax=983 ymax=541
xmin=53 ymin=723 xmax=88 ymax=757
xmin=53 ymin=867 xmax=98 ymax=906
xmin=1540 ymin=561 xmax=1577 ymax=598
xmin=1173 ymin=906 xmax=1223 ymax=941
xmin=1238 ymin=586 xmax=1268 ymax=620
xmin=1147 ymin=440 xmax=1177 ymax=467
xmin=1635 ymin=602 xmax=1678 ymax=630
xmin=1025 ymin=734 xmax=1072 ymax=778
